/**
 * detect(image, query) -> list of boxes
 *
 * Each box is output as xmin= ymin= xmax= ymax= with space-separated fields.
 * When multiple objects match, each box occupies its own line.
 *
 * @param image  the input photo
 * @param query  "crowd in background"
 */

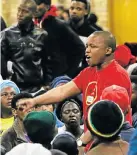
xmin=0 ymin=0 xmax=137 ymax=155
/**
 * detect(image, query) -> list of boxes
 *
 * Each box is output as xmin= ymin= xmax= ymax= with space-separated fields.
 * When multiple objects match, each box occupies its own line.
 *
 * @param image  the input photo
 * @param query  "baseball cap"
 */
xmin=101 ymin=85 xmax=130 ymax=113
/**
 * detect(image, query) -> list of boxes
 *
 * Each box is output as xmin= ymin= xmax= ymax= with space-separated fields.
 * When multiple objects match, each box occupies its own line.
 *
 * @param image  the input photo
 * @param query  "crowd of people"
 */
xmin=0 ymin=0 xmax=137 ymax=155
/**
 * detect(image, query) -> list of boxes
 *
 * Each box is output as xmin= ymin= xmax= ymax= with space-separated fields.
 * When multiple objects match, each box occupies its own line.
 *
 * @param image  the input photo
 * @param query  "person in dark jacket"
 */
xmin=34 ymin=0 xmax=85 ymax=79
xmin=68 ymin=0 xmax=97 ymax=37
xmin=0 ymin=16 xmax=7 ymax=31
xmin=68 ymin=0 xmax=97 ymax=70
xmin=1 ymin=93 xmax=33 ymax=152
xmin=87 ymin=13 xmax=103 ymax=31
xmin=1 ymin=0 xmax=49 ymax=93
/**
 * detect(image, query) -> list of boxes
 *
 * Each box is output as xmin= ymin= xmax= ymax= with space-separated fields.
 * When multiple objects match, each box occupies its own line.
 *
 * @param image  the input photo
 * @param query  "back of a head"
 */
xmin=50 ymin=149 xmax=67 ymax=155
xmin=87 ymin=100 xmax=124 ymax=141
xmin=34 ymin=0 xmax=51 ymax=5
xmin=101 ymin=85 xmax=130 ymax=115
xmin=92 ymin=31 xmax=116 ymax=53
xmin=5 ymin=143 xmax=51 ymax=155
xmin=52 ymin=132 xmax=78 ymax=155
xmin=23 ymin=111 xmax=56 ymax=147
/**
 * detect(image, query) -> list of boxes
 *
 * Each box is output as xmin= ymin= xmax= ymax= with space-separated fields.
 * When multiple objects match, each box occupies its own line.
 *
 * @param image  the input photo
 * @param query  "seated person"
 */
xmin=1 ymin=93 xmax=33 ymax=152
xmin=86 ymin=100 xmax=129 ymax=155
xmin=51 ymin=132 xmax=78 ymax=155
xmin=23 ymin=111 xmax=57 ymax=149
xmin=0 ymin=80 xmax=20 ymax=136
xmin=56 ymin=97 xmax=83 ymax=139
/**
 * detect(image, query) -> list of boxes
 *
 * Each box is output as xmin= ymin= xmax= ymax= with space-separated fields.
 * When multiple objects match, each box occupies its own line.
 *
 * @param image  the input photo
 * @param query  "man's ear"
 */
xmin=12 ymin=108 xmax=17 ymax=117
xmin=106 ymin=47 xmax=113 ymax=56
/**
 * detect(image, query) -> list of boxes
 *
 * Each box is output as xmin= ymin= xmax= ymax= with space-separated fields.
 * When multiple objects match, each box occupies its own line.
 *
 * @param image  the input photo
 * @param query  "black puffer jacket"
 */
xmin=1 ymin=21 xmax=49 ymax=93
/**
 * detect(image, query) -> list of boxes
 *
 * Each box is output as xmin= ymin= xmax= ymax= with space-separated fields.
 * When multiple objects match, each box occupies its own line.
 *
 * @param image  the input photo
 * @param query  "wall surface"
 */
xmin=108 ymin=0 xmax=137 ymax=44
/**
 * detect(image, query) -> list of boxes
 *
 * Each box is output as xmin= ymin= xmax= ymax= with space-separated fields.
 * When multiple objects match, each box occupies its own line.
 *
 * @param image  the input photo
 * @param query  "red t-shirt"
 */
xmin=73 ymin=60 xmax=132 ymax=130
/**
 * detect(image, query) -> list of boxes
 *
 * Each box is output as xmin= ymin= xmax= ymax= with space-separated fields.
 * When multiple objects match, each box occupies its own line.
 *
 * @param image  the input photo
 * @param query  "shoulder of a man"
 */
xmin=1 ymin=126 xmax=17 ymax=152
xmin=33 ymin=25 xmax=48 ymax=37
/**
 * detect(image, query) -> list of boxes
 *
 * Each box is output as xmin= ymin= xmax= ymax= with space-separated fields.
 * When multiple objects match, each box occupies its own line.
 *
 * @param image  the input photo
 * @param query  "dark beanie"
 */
xmin=87 ymin=100 xmax=124 ymax=138
xmin=52 ymin=132 xmax=78 ymax=155
xmin=23 ymin=111 xmax=56 ymax=144
xmin=34 ymin=0 xmax=51 ymax=5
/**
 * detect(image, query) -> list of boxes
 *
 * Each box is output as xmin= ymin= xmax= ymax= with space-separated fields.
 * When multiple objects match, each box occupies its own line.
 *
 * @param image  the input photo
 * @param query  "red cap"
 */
xmin=101 ymin=85 xmax=130 ymax=112
xmin=114 ymin=45 xmax=136 ymax=67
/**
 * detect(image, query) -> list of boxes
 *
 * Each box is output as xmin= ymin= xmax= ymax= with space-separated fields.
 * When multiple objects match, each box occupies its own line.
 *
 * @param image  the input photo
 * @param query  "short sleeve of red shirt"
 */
xmin=73 ymin=68 xmax=88 ymax=92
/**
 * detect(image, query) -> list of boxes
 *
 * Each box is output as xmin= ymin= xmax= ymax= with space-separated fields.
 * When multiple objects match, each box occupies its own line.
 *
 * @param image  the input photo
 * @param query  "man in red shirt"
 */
xmin=24 ymin=31 xmax=131 ymax=130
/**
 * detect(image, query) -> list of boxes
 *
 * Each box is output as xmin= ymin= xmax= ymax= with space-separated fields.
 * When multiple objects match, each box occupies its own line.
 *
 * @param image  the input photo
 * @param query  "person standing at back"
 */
xmin=1 ymin=0 xmax=49 ymax=93
xmin=34 ymin=0 xmax=85 ymax=79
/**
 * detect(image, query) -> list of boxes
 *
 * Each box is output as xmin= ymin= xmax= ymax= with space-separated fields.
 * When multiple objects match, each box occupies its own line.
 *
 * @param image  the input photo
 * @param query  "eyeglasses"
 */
xmin=1 ymin=92 xmax=16 ymax=97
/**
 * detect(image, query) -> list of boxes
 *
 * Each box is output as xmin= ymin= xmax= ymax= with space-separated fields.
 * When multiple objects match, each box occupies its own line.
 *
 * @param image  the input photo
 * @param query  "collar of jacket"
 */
xmin=17 ymin=21 xmax=34 ymax=34
xmin=13 ymin=118 xmax=29 ymax=142
xmin=34 ymin=5 xmax=57 ymax=28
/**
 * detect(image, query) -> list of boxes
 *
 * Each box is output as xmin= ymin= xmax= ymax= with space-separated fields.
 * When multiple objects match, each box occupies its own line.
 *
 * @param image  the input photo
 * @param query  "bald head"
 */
xmin=90 ymin=31 xmax=116 ymax=52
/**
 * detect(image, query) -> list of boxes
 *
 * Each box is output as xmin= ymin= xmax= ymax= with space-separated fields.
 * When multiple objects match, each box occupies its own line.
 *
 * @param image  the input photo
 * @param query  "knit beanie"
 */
xmin=23 ymin=111 xmax=56 ymax=144
xmin=0 ymin=80 xmax=20 ymax=94
xmin=87 ymin=100 xmax=124 ymax=138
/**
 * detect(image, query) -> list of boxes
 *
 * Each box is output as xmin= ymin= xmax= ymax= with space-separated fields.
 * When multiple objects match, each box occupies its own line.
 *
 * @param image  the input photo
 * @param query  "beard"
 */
xmin=70 ymin=16 xmax=81 ymax=24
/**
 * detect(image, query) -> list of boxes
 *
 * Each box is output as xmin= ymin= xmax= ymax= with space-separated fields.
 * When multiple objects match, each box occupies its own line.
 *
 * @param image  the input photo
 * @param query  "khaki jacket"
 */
xmin=87 ymin=139 xmax=129 ymax=155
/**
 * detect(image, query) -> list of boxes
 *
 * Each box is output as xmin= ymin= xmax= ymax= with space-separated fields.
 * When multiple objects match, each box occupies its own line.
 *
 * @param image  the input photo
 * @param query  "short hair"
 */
xmin=11 ymin=93 xmax=33 ymax=109
xmin=56 ymin=97 xmax=83 ymax=121
xmin=92 ymin=31 xmax=116 ymax=52
xmin=34 ymin=90 xmax=55 ymax=110
xmin=71 ymin=0 xmax=88 ymax=10
xmin=34 ymin=0 xmax=51 ymax=6
xmin=20 ymin=0 xmax=37 ymax=13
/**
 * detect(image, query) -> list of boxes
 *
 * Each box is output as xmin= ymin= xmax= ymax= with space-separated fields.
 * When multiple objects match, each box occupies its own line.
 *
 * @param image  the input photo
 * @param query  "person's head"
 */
xmin=56 ymin=6 xmax=65 ymax=18
xmin=5 ymin=143 xmax=51 ymax=155
xmin=34 ymin=0 xmax=51 ymax=18
xmin=23 ymin=111 xmax=56 ymax=148
xmin=131 ymin=82 xmax=137 ymax=114
xmin=88 ymin=13 xmax=98 ymax=24
xmin=0 ymin=80 xmax=20 ymax=110
xmin=51 ymin=76 xmax=72 ymax=88
xmin=52 ymin=132 xmax=78 ymax=155
xmin=34 ymin=90 xmax=55 ymax=112
xmin=114 ymin=45 xmax=136 ymax=68
xmin=11 ymin=93 xmax=33 ymax=120
xmin=69 ymin=0 xmax=88 ymax=23
xmin=56 ymin=98 xmax=82 ymax=129
xmin=50 ymin=149 xmax=67 ymax=155
xmin=17 ymin=0 xmax=37 ymax=24
xmin=86 ymin=100 xmax=124 ymax=142
xmin=101 ymin=85 xmax=130 ymax=117
xmin=85 ymin=31 xmax=116 ymax=69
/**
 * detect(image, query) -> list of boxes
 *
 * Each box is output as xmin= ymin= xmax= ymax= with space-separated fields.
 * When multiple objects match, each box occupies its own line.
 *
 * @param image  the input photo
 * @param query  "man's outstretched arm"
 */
xmin=25 ymin=81 xmax=81 ymax=110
